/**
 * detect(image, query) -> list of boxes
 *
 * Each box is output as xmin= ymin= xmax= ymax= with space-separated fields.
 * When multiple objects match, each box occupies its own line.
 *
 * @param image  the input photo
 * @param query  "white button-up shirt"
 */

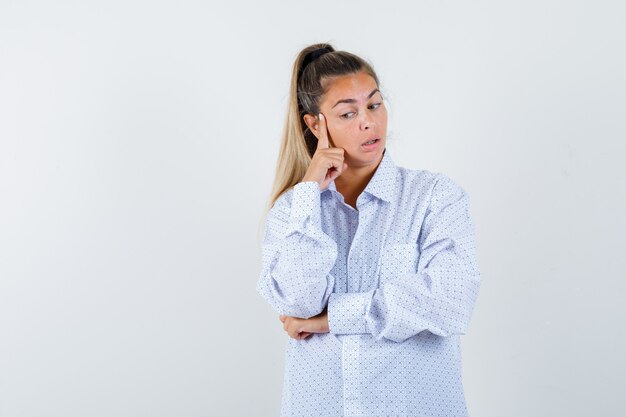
xmin=257 ymin=148 xmax=482 ymax=417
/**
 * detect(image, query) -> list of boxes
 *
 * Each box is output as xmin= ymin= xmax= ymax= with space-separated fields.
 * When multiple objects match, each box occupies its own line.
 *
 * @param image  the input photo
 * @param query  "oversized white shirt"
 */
xmin=257 ymin=148 xmax=482 ymax=417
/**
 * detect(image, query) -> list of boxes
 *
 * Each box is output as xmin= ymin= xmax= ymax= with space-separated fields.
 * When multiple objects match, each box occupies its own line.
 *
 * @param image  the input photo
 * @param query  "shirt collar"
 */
xmin=325 ymin=147 xmax=398 ymax=203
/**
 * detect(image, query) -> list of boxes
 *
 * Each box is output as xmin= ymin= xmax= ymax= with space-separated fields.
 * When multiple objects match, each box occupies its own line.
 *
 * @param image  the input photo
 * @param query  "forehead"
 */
xmin=321 ymin=72 xmax=378 ymax=104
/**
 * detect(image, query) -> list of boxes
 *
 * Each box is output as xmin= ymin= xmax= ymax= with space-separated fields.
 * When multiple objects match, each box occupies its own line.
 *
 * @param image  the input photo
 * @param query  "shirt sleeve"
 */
xmin=256 ymin=181 xmax=338 ymax=319
xmin=327 ymin=174 xmax=482 ymax=342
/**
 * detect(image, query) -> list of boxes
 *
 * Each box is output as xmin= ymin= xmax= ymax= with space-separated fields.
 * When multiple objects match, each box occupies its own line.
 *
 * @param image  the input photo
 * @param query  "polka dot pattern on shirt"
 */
xmin=257 ymin=148 xmax=481 ymax=417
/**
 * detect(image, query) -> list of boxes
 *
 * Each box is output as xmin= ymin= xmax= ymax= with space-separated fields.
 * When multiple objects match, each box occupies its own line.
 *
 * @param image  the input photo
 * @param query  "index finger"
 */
xmin=316 ymin=113 xmax=330 ymax=150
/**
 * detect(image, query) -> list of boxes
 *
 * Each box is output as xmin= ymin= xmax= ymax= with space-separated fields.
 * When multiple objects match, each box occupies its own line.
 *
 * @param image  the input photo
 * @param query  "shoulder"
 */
xmin=395 ymin=165 xmax=465 ymax=198
xmin=421 ymin=172 xmax=470 ymax=222
xmin=430 ymin=171 xmax=467 ymax=199
xmin=393 ymin=164 xmax=469 ymax=214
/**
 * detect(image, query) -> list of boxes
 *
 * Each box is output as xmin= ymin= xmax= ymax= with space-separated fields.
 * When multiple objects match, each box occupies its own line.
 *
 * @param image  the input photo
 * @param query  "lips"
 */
xmin=362 ymin=137 xmax=380 ymax=145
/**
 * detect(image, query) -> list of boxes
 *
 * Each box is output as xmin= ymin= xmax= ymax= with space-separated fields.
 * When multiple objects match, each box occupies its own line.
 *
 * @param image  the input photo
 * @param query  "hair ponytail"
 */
xmin=258 ymin=43 xmax=381 ymax=239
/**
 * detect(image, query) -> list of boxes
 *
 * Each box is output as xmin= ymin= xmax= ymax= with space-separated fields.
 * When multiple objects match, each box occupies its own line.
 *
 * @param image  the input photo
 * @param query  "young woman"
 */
xmin=256 ymin=43 xmax=482 ymax=417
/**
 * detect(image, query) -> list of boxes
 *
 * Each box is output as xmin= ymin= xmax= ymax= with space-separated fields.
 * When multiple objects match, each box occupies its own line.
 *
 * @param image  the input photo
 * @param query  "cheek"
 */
xmin=377 ymin=112 xmax=388 ymax=130
xmin=378 ymin=108 xmax=388 ymax=123
xmin=334 ymin=126 xmax=358 ymax=145
xmin=327 ymin=124 xmax=348 ymax=140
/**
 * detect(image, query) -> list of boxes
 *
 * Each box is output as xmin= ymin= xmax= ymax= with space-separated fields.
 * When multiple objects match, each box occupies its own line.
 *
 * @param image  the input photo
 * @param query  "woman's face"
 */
xmin=305 ymin=71 xmax=388 ymax=167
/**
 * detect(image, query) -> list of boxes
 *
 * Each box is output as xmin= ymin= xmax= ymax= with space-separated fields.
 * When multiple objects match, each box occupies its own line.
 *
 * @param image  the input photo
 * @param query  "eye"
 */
xmin=369 ymin=102 xmax=382 ymax=110
xmin=340 ymin=112 xmax=355 ymax=119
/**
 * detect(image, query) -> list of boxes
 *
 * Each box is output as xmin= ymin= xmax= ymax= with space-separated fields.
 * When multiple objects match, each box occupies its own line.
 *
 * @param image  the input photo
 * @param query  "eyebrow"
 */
xmin=331 ymin=88 xmax=380 ymax=109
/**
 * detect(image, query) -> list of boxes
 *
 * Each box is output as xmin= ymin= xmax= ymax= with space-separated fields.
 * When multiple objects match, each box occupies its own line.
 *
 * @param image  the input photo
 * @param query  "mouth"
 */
xmin=361 ymin=138 xmax=380 ymax=146
xmin=361 ymin=137 xmax=381 ymax=151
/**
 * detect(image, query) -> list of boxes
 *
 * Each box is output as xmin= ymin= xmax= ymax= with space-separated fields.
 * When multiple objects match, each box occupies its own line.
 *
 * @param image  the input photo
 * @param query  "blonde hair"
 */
xmin=271 ymin=43 xmax=380 ymax=200
xmin=256 ymin=43 xmax=382 ymax=246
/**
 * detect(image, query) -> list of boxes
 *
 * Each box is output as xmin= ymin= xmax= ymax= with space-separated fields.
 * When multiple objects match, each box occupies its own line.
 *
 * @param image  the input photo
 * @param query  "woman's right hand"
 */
xmin=302 ymin=113 xmax=348 ymax=191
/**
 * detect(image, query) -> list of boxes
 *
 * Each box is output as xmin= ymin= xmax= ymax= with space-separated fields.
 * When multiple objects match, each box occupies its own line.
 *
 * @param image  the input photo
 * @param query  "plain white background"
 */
xmin=1 ymin=1 xmax=625 ymax=416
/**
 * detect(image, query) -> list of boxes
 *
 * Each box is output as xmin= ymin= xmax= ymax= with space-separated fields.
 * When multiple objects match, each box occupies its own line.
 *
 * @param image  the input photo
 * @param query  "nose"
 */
xmin=360 ymin=111 xmax=375 ymax=130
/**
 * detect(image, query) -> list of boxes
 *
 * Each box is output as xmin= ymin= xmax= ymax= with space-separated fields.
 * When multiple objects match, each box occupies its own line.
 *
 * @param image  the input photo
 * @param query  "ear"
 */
xmin=302 ymin=113 xmax=320 ymax=139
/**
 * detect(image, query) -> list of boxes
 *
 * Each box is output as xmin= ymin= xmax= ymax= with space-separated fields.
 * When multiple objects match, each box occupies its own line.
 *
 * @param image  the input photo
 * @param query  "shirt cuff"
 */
xmin=289 ymin=181 xmax=322 ymax=231
xmin=328 ymin=291 xmax=373 ymax=335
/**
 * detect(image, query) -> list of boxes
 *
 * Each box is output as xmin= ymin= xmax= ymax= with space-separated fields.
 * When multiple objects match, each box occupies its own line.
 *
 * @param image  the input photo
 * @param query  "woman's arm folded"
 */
xmin=327 ymin=174 xmax=482 ymax=342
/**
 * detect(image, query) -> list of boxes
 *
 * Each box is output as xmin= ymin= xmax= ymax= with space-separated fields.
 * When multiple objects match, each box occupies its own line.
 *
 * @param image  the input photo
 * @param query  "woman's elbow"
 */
xmin=257 ymin=279 xmax=326 ymax=319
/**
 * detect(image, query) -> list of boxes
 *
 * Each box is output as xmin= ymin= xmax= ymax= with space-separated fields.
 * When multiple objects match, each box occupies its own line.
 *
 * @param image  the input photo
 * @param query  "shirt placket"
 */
xmin=341 ymin=198 xmax=370 ymax=417
xmin=342 ymin=335 xmax=366 ymax=417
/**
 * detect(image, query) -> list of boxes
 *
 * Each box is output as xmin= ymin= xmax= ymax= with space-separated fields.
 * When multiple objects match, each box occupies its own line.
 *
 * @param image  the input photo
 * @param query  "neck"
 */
xmin=333 ymin=153 xmax=383 ymax=200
